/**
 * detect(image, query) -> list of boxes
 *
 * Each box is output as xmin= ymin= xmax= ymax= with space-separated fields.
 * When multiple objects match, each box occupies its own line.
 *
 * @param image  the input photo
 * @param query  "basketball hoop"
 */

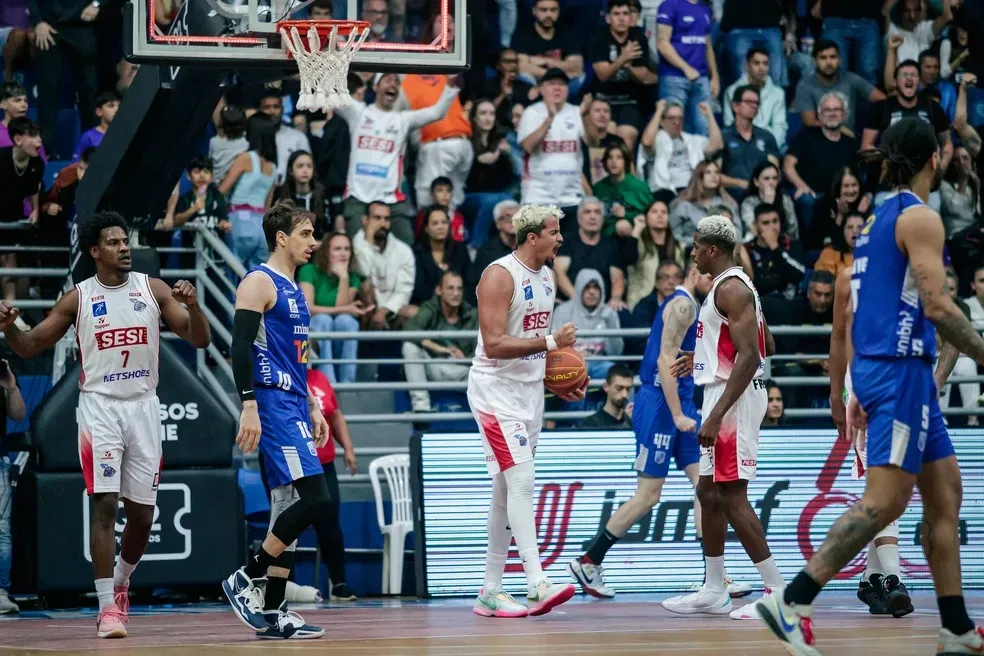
xmin=278 ymin=19 xmax=371 ymax=112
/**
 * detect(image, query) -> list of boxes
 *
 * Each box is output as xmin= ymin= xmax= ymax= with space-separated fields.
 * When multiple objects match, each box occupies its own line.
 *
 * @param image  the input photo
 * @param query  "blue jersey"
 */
xmin=250 ymin=264 xmax=310 ymax=397
xmin=639 ymin=287 xmax=698 ymax=399
xmin=852 ymin=191 xmax=937 ymax=362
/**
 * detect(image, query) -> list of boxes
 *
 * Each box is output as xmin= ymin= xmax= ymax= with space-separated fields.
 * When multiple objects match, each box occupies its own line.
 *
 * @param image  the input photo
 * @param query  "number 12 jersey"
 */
xmin=249 ymin=264 xmax=310 ymax=398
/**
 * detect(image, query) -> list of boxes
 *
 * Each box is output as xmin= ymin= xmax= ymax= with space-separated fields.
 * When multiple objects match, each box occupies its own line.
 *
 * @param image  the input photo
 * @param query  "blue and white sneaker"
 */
xmin=222 ymin=567 xmax=266 ymax=630
xmin=257 ymin=601 xmax=325 ymax=640
xmin=754 ymin=592 xmax=821 ymax=656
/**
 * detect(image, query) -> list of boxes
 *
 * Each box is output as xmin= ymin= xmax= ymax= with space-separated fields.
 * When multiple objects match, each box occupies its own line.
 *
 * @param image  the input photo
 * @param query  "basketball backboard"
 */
xmin=124 ymin=0 xmax=469 ymax=72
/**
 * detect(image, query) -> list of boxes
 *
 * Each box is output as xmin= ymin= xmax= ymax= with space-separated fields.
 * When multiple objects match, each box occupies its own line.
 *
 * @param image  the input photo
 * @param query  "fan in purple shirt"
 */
xmin=73 ymin=91 xmax=120 ymax=161
xmin=656 ymin=0 xmax=720 ymax=138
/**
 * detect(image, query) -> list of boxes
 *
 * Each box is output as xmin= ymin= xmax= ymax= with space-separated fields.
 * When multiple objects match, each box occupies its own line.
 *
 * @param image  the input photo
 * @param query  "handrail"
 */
xmin=194 ymin=224 xmax=247 ymax=279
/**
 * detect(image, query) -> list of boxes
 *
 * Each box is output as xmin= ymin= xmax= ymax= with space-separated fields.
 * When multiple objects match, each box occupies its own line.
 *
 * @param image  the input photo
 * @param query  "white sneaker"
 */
xmin=0 ymin=589 xmax=19 ymax=614
xmin=687 ymin=570 xmax=753 ymax=599
xmin=938 ymin=626 xmax=984 ymax=654
xmin=526 ymin=578 xmax=575 ymax=616
xmin=731 ymin=587 xmax=779 ymax=620
xmin=472 ymin=587 xmax=528 ymax=618
xmin=567 ymin=559 xmax=615 ymax=599
xmin=662 ymin=585 xmax=732 ymax=615
xmin=754 ymin=593 xmax=821 ymax=656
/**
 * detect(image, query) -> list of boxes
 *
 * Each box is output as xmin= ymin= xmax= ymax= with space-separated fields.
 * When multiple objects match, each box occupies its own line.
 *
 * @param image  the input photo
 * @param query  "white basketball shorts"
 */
xmin=467 ymin=369 xmax=544 ymax=476
xmin=699 ymin=379 xmax=768 ymax=482
xmin=78 ymin=391 xmax=163 ymax=505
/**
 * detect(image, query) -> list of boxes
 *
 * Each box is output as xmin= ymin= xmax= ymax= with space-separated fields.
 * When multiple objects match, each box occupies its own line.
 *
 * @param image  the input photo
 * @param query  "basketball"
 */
xmin=544 ymin=347 xmax=587 ymax=396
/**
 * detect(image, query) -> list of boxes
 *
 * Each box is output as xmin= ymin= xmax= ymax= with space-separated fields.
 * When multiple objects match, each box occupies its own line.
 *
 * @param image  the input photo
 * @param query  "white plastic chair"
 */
xmin=369 ymin=454 xmax=413 ymax=595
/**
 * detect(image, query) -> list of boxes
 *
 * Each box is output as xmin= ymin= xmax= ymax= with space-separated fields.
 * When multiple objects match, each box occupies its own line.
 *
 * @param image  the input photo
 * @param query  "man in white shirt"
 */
xmin=352 ymin=201 xmax=417 ymax=329
xmin=640 ymin=99 xmax=722 ymax=196
xmin=722 ymin=47 xmax=787 ymax=149
xmin=257 ymin=92 xmax=312 ymax=185
xmin=885 ymin=0 xmax=952 ymax=66
xmin=517 ymin=68 xmax=589 ymax=228
xmin=338 ymin=73 xmax=459 ymax=244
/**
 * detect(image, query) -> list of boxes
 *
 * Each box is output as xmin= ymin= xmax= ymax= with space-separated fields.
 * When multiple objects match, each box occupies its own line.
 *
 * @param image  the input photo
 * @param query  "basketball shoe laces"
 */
xmin=242 ymin=585 xmax=265 ymax=614
xmin=99 ymin=605 xmax=128 ymax=625
xmin=114 ymin=588 xmax=130 ymax=615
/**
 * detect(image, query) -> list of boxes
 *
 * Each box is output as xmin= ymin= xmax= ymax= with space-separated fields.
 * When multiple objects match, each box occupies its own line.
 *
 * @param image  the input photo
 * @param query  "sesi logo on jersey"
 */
xmin=96 ymin=327 xmax=149 ymax=350
xmin=523 ymin=312 xmax=550 ymax=331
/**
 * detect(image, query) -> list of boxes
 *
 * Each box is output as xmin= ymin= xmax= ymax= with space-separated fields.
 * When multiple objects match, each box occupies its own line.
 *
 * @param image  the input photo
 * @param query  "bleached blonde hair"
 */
xmin=513 ymin=204 xmax=564 ymax=244
xmin=696 ymin=215 xmax=738 ymax=248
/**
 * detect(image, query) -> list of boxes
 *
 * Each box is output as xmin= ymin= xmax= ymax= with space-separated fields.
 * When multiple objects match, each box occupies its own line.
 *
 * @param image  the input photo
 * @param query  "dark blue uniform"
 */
xmin=851 ymin=191 xmax=954 ymax=474
xmin=632 ymin=287 xmax=701 ymax=478
xmin=250 ymin=264 xmax=322 ymax=488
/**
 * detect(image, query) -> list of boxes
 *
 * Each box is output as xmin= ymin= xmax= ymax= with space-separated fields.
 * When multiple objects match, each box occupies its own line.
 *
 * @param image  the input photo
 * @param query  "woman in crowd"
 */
xmin=814 ymin=211 xmax=864 ymax=277
xmin=593 ymin=142 xmax=653 ymax=238
xmin=219 ymin=112 xmax=278 ymax=268
xmin=669 ymin=160 xmax=738 ymax=246
xmin=626 ymin=199 xmax=684 ymax=310
xmin=299 ymin=232 xmax=374 ymax=384
xmin=739 ymin=160 xmax=799 ymax=243
xmin=940 ymin=145 xmax=980 ymax=239
xmin=278 ymin=150 xmax=330 ymax=237
xmin=209 ymin=104 xmax=248 ymax=185
xmin=412 ymin=206 xmax=469 ymax=305
xmin=461 ymin=99 xmax=516 ymax=250
xmin=808 ymin=166 xmax=868 ymax=250
xmin=761 ymin=380 xmax=786 ymax=427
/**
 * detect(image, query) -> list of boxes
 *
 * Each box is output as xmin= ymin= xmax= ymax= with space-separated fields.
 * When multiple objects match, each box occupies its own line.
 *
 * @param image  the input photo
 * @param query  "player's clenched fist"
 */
xmin=171 ymin=280 xmax=198 ymax=306
xmin=236 ymin=403 xmax=262 ymax=454
xmin=0 ymin=302 xmax=21 ymax=330
xmin=552 ymin=322 xmax=577 ymax=348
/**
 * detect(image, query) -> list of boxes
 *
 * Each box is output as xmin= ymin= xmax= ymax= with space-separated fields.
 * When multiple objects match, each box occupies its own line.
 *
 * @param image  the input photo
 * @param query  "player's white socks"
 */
xmin=864 ymin=540 xmax=883 ymax=579
xmin=754 ymin=556 xmax=785 ymax=589
xmin=483 ymin=473 xmax=512 ymax=592
xmin=876 ymin=543 xmax=901 ymax=579
xmin=705 ymin=555 xmax=726 ymax=592
xmin=503 ymin=461 xmax=545 ymax=586
xmin=95 ymin=578 xmax=115 ymax=611
xmin=114 ymin=557 xmax=138 ymax=588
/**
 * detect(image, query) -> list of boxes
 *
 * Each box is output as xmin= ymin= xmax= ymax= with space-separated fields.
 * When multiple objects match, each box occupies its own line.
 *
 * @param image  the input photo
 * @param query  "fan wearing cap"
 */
xmin=336 ymin=72 xmax=459 ymax=245
xmin=517 ymin=68 xmax=589 ymax=224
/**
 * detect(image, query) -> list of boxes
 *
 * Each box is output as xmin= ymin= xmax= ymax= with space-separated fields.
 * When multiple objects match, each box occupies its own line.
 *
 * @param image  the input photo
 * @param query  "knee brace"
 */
xmin=875 ymin=518 xmax=900 ymax=541
xmin=269 ymin=485 xmax=303 ymax=551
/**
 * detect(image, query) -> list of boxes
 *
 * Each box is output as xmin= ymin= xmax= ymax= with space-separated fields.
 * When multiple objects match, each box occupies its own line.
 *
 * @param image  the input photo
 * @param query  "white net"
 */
xmin=280 ymin=23 xmax=370 ymax=111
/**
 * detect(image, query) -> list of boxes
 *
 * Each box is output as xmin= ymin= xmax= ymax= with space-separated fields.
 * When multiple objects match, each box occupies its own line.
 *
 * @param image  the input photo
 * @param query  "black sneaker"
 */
xmin=883 ymin=575 xmax=914 ymax=618
xmin=858 ymin=573 xmax=883 ymax=607
xmin=330 ymin=583 xmax=357 ymax=602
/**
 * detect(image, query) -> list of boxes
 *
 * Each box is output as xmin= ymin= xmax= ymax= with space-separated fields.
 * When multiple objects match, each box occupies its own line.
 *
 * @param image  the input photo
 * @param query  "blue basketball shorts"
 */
xmin=255 ymin=387 xmax=323 ymax=489
xmin=851 ymin=355 xmax=954 ymax=475
xmin=631 ymin=385 xmax=700 ymax=478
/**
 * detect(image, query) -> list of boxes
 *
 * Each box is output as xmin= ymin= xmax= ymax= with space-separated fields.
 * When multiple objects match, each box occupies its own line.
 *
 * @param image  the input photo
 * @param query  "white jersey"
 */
xmin=694 ymin=266 xmax=766 ymax=386
xmin=517 ymin=102 xmax=585 ymax=207
xmin=471 ymin=253 xmax=555 ymax=383
xmin=75 ymin=272 xmax=161 ymax=399
xmin=343 ymin=104 xmax=413 ymax=204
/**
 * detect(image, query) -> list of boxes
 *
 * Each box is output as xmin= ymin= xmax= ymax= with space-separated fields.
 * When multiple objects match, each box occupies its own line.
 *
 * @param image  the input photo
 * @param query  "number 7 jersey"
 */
xmin=248 ymin=264 xmax=310 ymax=398
xmin=75 ymin=272 xmax=161 ymax=399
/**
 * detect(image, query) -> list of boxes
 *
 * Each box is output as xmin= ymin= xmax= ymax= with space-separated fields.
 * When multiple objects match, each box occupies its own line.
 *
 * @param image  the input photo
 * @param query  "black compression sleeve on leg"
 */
xmin=232 ymin=310 xmax=262 ymax=402
xmin=270 ymin=475 xmax=332 ymax=546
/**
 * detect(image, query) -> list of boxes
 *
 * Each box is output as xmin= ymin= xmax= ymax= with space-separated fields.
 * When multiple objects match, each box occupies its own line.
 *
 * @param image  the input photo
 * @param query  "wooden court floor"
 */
xmin=0 ymin=591 xmax=972 ymax=655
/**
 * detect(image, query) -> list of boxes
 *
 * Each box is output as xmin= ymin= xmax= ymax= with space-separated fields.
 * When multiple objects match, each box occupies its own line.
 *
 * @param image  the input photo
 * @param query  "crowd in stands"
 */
xmin=3 ymin=0 xmax=984 ymax=422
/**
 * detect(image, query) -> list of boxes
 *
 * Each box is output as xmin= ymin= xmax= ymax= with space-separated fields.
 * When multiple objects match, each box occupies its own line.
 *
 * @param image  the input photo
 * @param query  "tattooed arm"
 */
xmin=657 ymin=296 xmax=698 ymax=432
xmin=934 ymin=340 xmax=959 ymax=395
xmin=897 ymin=206 xmax=984 ymax=366
xmin=829 ymin=268 xmax=853 ymax=437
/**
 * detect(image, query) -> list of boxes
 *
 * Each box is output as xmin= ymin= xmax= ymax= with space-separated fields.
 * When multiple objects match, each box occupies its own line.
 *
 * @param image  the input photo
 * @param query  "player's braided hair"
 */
xmin=80 ymin=210 xmax=128 ymax=254
xmin=860 ymin=117 xmax=940 ymax=192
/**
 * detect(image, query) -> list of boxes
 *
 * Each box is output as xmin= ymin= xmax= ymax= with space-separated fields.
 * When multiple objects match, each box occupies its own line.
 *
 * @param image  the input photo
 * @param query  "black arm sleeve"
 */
xmin=232 ymin=309 xmax=262 ymax=402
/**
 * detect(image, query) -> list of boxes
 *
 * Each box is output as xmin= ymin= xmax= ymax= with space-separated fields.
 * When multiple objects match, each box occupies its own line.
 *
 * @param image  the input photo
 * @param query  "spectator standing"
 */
xmin=411 ymin=207 xmax=469 ymax=305
xmin=27 ymin=0 xmax=100 ymax=157
xmin=940 ymin=145 xmax=980 ymax=238
xmin=256 ymin=91 xmax=313 ymax=184
xmin=209 ymin=105 xmax=249 ymax=186
xmin=462 ymin=99 xmax=516 ymax=250
xmin=512 ymin=0 xmax=583 ymax=84
xmin=0 ymin=84 xmax=44 ymax=160
xmin=721 ymin=0 xmax=793 ymax=86
xmin=580 ymin=364 xmax=634 ymax=428
xmin=466 ymin=200 xmax=518 ymax=304
xmin=554 ymin=198 xmax=633 ymax=307
xmin=73 ymin=91 xmax=119 ymax=160
xmin=0 ymin=117 xmax=41 ymax=317
xmin=552 ymin=269 xmax=624 ymax=381
xmin=669 ymin=160 xmax=738 ymax=245
xmin=219 ymin=113 xmax=278 ymax=268
xmin=656 ymin=0 xmax=720 ymax=138
xmin=401 ymin=271 xmax=476 ymax=413
xmin=337 ymin=73 xmax=459 ymax=244
xmin=172 ymin=156 xmax=231 ymax=261
xmin=940 ymin=26 xmax=970 ymax=80
xmin=812 ymin=0 xmax=883 ymax=84
xmin=626 ymin=199 xmax=685 ymax=309
xmin=640 ymin=100 xmax=722 ymax=200
xmin=885 ymin=0 xmax=952 ymax=66
xmin=353 ymin=202 xmax=417 ymax=331
xmin=747 ymin=203 xmax=807 ymax=298
xmin=814 ymin=210 xmax=864 ymax=276
xmin=739 ymin=161 xmax=800 ymax=242
xmin=0 ymin=358 xmax=26 ymax=614
xmin=723 ymin=48 xmax=788 ymax=149
xmin=310 ymin=107 xmax=351 ymax=228
xmin=582 ymin=98 xmax=627 ymax=187
xmin=278 ymin=151 xmax=330 ymax=235
xmin=718 ymin=85 xmax=781 ymax=194
xmin=402 ymin=74 xmax=473 ymax=209
xmin=761 ymin=380 xmax=785 ymax=426
xmin=593 ymin=143 xmax=653 ymax=238
xmin=300 ymin=233 xmax=373 ymax=384
xmin=587 ymin=0 xmax=656 ymax=149
xmin=791 ymin=40 xmax=884 ymax=134
xmin=306 ymin=368 xmax=359 ymax=601
xmin=517 ymin=69 xmax=587 ymax=222
xmin=783 ymin=91 xmax=859 ymax=232
xmin=484 ymin=49 xmax=535 ymax=127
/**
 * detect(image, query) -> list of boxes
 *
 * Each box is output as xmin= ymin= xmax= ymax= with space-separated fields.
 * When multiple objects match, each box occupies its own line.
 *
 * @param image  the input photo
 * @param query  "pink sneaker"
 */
xmin=114 ymin=585 xmax=130 ymax=616
xmin=96 ymin=605 xmax=128 ymax=639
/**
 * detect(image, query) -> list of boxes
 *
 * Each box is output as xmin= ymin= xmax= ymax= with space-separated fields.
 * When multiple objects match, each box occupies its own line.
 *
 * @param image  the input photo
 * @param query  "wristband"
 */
xmin=545 ymin=335 xmax=558 ymax=351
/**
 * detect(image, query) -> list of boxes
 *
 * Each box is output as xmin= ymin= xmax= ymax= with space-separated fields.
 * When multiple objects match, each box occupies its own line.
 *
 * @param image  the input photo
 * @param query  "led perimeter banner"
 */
xmin=411 ymin=429 xmax=984 ymax=597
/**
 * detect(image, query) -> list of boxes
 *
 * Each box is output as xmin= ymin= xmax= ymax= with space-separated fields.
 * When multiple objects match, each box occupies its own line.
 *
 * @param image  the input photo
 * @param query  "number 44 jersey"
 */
xmin=248 ymin=264 xmax=311 ymax=398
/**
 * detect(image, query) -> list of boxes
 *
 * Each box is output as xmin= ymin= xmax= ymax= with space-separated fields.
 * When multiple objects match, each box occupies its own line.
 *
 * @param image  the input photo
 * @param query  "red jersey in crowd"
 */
xmin=308 ymin=369 xmax=339 ymax=465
